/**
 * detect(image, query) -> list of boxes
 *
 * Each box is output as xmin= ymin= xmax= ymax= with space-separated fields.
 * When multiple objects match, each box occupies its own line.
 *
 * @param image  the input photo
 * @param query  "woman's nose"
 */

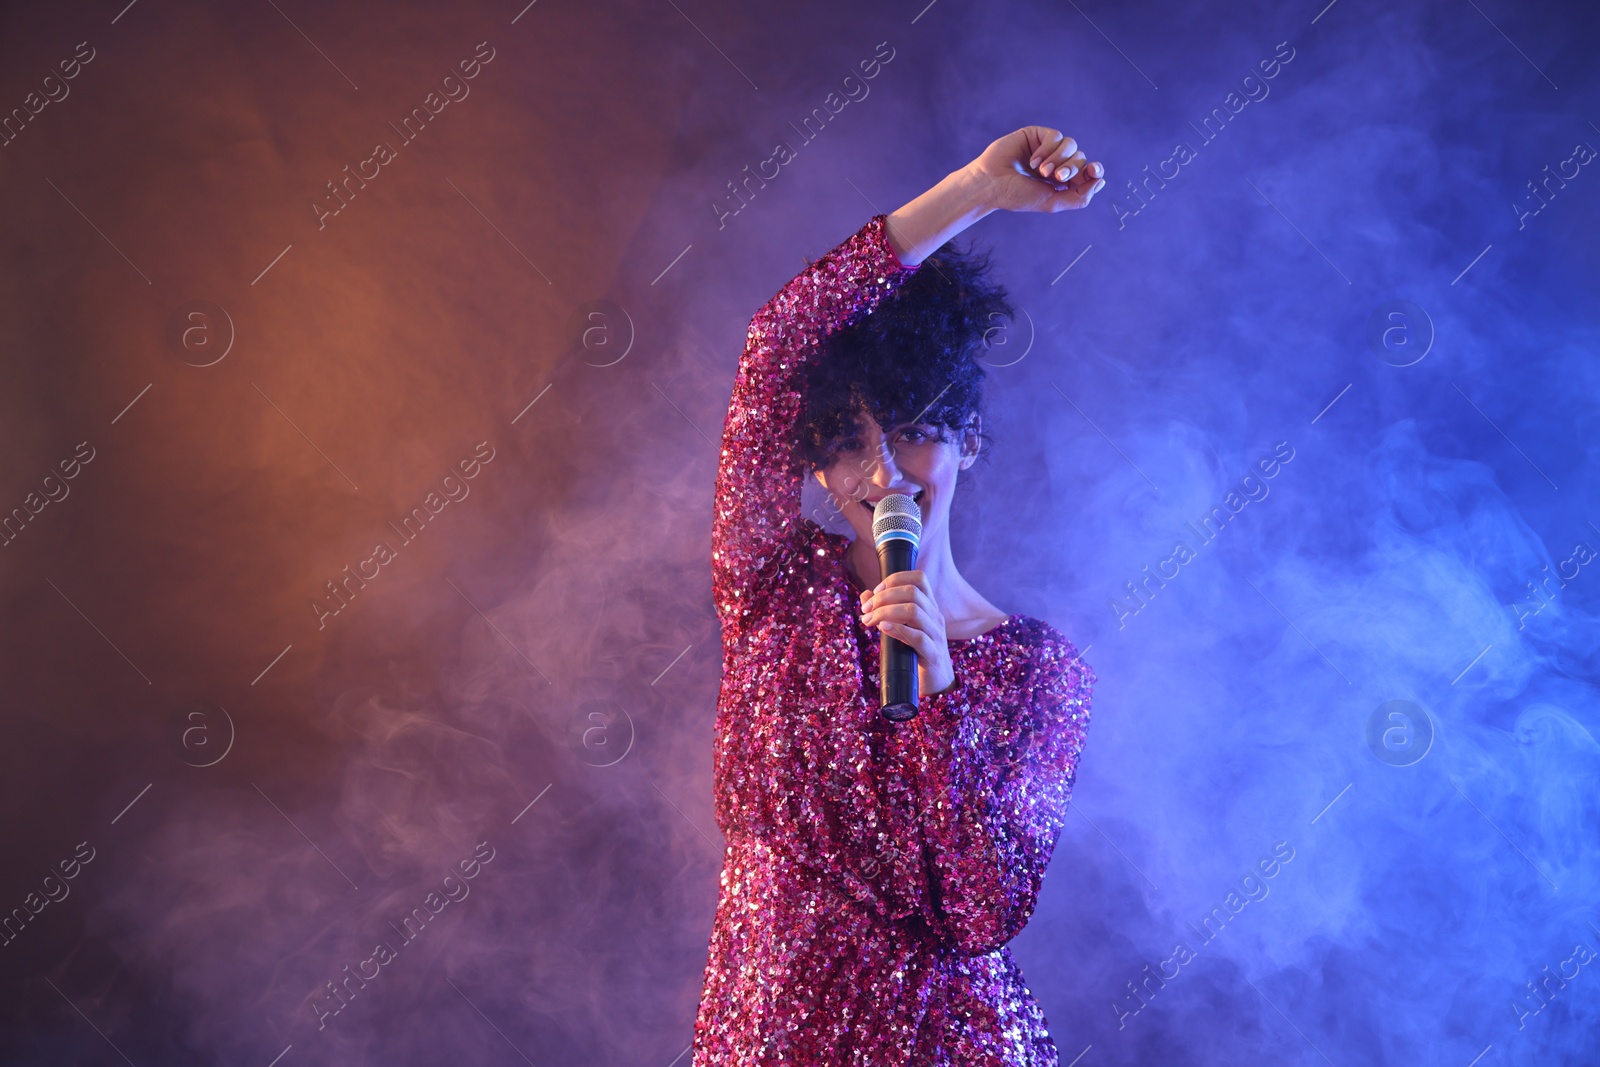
xmin=867 ymin=443 xmax=901 ymax=484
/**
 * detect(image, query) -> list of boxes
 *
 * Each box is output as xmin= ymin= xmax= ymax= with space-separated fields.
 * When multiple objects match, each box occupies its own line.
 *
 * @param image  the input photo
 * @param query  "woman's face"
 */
xmin=811 ymin=407 xmax=979 ymax=545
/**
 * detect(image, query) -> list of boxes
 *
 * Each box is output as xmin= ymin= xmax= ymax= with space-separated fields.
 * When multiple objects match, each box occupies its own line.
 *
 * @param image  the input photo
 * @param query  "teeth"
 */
xmin=862 ymin=492 xmax=924 ymax=509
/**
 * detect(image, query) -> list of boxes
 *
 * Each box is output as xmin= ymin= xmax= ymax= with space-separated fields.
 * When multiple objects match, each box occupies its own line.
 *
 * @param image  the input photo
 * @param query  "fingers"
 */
xmin=1040 ymin=149 xmax=1080 ymax=183
xmin=860 ymin=589 xmax=930 ymax=619
xmin=1030 ymin=134 xmax=1107 ymax=204
xmin=861 ymin=595 xmax=928 ymax=622
xmin=877 ymin=617 xmax=933 ymax=653
xmin=986 ymin=126 xmax=1107 ymax=212
xmin=1049 ymin=153 xmax=1108 ymax=193
xmin=860 ymin=569 xmax=932 ymax=609
xmin=863 ymin=601 xmax=937 ymax=642
xmin=1046 ymin=148 xmax=1084 ymax=181
xmin=1069 ymin=158 xmax=1104 ymax=188
xmin=876 ymin=569 xmax=931 ymax=594
xmin=1048 ymin=158 xmax=1107 ymax=209
xmin=859 ymin=572 xmax=943 ymax=634
xmin=1028 ymin=130 xmax=1080 ymax=180
xmin=1053 ymin=150 xmax=1088 ymax=183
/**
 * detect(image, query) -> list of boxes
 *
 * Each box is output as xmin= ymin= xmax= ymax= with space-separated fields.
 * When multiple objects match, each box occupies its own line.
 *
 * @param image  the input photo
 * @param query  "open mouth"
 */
xmin=860 ymin=490 xmax=925 ymax=515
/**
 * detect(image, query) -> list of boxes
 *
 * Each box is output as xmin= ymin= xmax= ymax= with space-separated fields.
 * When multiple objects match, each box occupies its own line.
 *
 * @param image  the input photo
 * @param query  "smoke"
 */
xmin=0 ymin=0 xmax=1595 ymax=1064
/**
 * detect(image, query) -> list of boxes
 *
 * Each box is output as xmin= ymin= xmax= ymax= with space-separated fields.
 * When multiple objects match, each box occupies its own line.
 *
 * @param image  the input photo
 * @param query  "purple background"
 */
xmin=1 ymin=0 xmax=1596 ymax=1064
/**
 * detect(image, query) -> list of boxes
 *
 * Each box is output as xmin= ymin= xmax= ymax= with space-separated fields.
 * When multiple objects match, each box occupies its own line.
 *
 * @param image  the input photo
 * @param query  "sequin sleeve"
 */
xmin=711 ymin=214 xmax=919 ymax=634
xmin=905 ymin=632 xmax=1095 ymax=956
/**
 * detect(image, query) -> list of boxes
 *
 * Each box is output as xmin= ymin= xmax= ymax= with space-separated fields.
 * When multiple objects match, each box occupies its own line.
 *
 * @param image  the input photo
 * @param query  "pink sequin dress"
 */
xmin=692 ymin=213 xmax=1095 ymax=1066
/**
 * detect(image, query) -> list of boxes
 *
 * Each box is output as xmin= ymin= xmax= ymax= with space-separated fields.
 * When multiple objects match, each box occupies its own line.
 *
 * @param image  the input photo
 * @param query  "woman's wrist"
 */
xmin=884 ymin=165 xmax=996 ymax=267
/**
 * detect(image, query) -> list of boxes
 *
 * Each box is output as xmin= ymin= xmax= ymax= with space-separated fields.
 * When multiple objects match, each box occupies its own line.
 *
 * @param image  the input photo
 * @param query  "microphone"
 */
xmin=872 ymin=493 xmax=923 ymax=723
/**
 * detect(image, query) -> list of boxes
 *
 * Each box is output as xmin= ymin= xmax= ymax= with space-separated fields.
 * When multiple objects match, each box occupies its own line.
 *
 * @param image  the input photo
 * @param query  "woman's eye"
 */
xmin=899 ymin=429 xmax=929 ymax=443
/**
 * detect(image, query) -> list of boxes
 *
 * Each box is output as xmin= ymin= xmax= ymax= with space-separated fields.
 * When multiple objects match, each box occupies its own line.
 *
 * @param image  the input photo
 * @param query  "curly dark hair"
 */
xmin=793 ymin=238 xmax=1015 ymax=475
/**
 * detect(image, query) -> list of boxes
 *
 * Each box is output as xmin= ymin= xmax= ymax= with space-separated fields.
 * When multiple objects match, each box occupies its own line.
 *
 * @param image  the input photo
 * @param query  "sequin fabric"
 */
xmin=693 ymin=214 xmax=1095 ymax=1066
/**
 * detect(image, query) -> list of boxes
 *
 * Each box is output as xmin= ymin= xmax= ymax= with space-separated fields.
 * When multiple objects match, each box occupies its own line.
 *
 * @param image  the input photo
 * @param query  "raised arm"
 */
xmin=713 ymin=126 xmax=1105 ymax=924
xmin=711 ymin=214 xmax=920 ymax=632
xmin=712 ymin=127 xmax=1105 ymax=636
xmin=904 ymin=633 xmax=1096 ymax=956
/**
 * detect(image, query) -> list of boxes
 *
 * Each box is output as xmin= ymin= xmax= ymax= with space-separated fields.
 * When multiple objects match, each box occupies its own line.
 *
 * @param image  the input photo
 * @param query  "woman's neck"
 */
xmin=844 ymin=531 xmax=994 ymax=623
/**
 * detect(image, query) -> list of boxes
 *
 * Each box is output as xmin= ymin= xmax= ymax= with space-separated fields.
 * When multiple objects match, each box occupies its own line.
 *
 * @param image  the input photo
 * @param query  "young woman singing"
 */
xmin=693 ymin=126 xmax=1106 ymax=1066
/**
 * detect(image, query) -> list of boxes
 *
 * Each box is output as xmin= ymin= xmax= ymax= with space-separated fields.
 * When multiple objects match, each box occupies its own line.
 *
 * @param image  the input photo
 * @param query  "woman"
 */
xmin=693 ymin=126 xmax=1106 ymax=1066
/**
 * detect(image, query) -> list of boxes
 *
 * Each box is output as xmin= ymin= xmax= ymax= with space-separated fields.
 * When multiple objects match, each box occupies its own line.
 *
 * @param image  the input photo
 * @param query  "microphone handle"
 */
xmin=877 ymin=538 xmax=919 ymax=722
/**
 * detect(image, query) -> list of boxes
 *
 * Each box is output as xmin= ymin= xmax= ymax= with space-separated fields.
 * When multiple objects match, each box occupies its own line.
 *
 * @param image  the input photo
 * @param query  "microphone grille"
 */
xmin=872 ymin=493 xmax=922 ymax=547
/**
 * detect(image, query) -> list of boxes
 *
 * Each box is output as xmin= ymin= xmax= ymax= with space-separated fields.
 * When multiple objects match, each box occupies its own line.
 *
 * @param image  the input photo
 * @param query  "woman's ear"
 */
xmin=958 ymin=416 xmax=982 ymax=470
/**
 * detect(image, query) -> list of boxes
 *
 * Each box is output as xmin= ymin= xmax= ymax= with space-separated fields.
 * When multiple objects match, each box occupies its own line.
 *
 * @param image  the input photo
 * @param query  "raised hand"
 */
xmin=966 ymin=125 xmax=1106 ymax=214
